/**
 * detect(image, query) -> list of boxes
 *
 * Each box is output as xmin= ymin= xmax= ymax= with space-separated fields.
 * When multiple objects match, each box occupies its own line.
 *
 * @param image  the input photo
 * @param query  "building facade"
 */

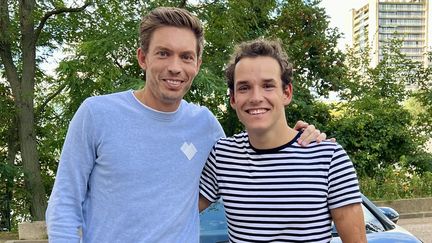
xmin=351 ymin=0 xmax=430 ymax=67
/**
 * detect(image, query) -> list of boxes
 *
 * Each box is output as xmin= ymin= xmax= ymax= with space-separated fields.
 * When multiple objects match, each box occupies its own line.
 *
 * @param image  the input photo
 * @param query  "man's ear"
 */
xmin=283 ymin=83 xmax=293 ymax=106
xmin=196 ymin=58 xmax=202 ymax=72
xmin=229 ymin=92 xmax=236 ymax=110
xmin=137 ymin=47 xmax=147 ymax=70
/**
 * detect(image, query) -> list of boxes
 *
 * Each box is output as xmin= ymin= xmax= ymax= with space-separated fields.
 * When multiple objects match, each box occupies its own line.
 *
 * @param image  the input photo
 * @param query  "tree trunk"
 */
xmin=18 ymin=0 xmax=47 ymax=221
xmin=17 ymin=99 xmax=47 ymax=220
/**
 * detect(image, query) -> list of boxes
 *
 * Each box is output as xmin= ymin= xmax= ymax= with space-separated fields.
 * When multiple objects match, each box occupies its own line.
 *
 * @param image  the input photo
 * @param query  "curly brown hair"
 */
xmin=225 ymin=39 xmax=293 ymax=93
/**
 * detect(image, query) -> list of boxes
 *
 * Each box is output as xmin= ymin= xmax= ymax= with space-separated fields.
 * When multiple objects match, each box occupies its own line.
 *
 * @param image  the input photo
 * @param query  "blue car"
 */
xmin=200 ymin=194 xmax=422 ymax=243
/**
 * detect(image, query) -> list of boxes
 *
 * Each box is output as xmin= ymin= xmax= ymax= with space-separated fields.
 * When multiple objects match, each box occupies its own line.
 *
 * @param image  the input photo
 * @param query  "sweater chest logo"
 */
xmin=181 ymin=142 xmax=197 ymax=160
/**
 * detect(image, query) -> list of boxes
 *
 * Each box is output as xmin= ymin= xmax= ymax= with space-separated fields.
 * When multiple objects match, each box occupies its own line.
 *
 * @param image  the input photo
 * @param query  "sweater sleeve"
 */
xmin=46 ymin=99 xmax=97 ymax=242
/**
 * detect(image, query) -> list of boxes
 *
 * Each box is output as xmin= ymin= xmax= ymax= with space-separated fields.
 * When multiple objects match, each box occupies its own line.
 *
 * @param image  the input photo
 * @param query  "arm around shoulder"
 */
xmin=331 ymin=203 xmax=367 ymax=243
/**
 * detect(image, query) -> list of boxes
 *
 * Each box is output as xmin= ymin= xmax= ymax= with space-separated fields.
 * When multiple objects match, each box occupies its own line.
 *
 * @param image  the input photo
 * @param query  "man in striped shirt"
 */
xmin=199 ymin=39 xmax=366 ymax=243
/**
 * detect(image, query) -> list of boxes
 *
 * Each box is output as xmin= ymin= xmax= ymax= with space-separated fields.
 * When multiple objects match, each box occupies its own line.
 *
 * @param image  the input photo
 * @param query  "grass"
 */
xmin=0 ymin=232 xmax=18 ymax=240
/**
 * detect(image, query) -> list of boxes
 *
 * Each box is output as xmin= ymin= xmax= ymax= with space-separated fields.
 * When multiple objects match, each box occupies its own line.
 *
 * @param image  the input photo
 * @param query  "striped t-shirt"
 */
xmin=199 ymin=131 xmax=362 ymax=243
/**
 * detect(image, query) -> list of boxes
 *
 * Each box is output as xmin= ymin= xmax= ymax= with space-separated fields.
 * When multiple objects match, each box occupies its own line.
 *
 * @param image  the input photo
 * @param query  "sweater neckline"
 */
xmin=128 ymin=90 xmax=184 ymax=121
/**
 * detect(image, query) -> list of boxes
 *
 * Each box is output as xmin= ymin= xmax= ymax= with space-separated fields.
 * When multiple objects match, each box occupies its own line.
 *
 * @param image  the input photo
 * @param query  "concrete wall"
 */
xmin=374 ymin=197 xmax=432 ymax=219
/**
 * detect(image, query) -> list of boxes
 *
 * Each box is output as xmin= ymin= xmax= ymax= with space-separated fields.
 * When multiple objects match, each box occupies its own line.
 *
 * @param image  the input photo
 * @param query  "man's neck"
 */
xmin=134 ymin=88 xmax=180 ymax=112
xmin=247 ymin=124 xmax=298 ymax=150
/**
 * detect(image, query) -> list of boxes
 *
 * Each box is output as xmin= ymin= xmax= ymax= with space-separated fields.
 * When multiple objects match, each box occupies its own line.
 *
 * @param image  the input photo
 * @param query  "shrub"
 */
xmin=360 ymin=166 xmax=432 ymax=200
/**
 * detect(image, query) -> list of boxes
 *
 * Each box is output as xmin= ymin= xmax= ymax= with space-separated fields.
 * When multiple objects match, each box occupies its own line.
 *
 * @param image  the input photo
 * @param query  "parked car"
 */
xmin=200 ymin=194 xmax=423 ymax=243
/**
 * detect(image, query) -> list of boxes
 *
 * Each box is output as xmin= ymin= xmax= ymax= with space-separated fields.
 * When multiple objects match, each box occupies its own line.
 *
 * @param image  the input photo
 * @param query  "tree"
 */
xmin=193 ymin=0 xmax=344 ymax=135
xmin=0 ymin=0 xmax=348 ymax=223
xmin=275 ymin=0 xmax=345 ymax=96
xmin=52 ymin=0 xmax=342 ymax=136
xmin=0 ymin=0 xmax=91 ymax=221
xmin=330 ymin=40 xmax=432 ymax=177
xmin=412 ymin=51 xmax=432 ymax=140
xmin=0 ymin=83 xmax=17 ymax=230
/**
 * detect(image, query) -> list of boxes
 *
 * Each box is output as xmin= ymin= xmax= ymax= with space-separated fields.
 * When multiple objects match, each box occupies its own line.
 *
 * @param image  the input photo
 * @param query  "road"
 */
xmin=398 ymin=217 xmax=432 ymax=243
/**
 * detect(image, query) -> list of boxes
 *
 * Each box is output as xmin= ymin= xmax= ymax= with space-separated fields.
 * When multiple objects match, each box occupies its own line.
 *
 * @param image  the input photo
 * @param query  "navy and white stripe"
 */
xmin=200 ymin=131 xmax=362 ymax=243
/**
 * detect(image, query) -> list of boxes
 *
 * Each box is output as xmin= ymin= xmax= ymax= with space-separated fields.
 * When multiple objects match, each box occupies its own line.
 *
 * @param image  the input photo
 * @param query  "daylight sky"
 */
xmin=319 ymin=0 xmax=368 ymax=50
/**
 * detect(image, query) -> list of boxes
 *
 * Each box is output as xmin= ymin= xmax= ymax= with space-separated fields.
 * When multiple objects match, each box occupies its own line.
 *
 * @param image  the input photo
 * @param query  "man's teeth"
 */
xmin=248 ymin=109 xmax=267 ymax=115
xmin=167 ymin=80 xmax=182 ymax=85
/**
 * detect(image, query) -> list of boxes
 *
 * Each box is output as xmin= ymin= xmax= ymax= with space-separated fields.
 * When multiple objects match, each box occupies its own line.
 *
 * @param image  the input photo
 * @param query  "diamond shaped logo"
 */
xmin=181 ymin=142 xmax=197 ymax=160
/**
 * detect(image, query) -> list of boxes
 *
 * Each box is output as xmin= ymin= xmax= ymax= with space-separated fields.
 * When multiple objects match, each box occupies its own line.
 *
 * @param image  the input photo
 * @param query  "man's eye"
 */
xmin=182 ymin=55 xmax=195 ymax=62
xmin=264 ymin=84 xmax=275 ymax=89
xmin=157 ymin=51 xmax=168 ymax=57
xmin=238 ymin=86 xmax=249 ymax=91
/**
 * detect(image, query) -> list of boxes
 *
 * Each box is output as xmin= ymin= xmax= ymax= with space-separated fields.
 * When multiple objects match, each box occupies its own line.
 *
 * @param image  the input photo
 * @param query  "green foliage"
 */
xmin=361 ymin=166 xmax=432 ymax=201
xmin=0 ymin=83 xmax=18 ymax=230
xmin=275 ymin=0 xmax=345 ymax=96
xmin=2 ymin=0 xmax=431 ymax=224
xmin=329 ymin=98 xmax=419 ymax=177
xmin=197 ymin=0 xmax=276 ymax=76
xmin=341 ymin=40 xmax=415 ymax=101
xmin=286 ymin=92 xmax=332 ymax=130
xmin=411 ymin=52 xmax=432 ymax=138
xmin=329 ymin=40 xmax=432 ymax=178
xmin=195 ymin=0 xmax=344 ymax=133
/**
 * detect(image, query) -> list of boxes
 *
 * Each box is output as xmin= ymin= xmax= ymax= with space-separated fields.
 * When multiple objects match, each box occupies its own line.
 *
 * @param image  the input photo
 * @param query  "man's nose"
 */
xmin=249 ymin=87 xmax=263 ymax=104
xmin=168 ymin=57 xmax=182 ymax=75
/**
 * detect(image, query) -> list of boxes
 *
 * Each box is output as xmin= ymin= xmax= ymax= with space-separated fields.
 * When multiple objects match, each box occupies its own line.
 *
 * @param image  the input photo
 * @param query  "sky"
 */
xmin=316 ymin=0 xmax=369 ymax=101
xmin=318 ymin=0 xmax=368 ymax=50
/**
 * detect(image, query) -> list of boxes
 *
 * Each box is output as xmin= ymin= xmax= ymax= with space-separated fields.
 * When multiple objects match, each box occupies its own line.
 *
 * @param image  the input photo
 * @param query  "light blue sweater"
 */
xmin=46 ymin=90 xmax=225 ymax=243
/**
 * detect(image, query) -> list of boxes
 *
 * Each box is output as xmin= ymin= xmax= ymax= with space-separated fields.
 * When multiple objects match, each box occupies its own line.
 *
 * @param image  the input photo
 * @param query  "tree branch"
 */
xmin=110 ymin=52 xmax=124 ymax=71
xmin=0 ymin=0 xmax=21 ymax=99
xmin=34 ymin=1 xmax=92 ymax=41
xmin=35 ymin=81 xmax=67 ymax=119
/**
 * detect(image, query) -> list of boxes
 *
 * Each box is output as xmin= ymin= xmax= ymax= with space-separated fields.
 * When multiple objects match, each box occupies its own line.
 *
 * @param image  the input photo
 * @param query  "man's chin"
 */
xmin=244 ymin=125 xmax=270 ymax=134
xmin=161 ymin=94 xmax=185 ymax=104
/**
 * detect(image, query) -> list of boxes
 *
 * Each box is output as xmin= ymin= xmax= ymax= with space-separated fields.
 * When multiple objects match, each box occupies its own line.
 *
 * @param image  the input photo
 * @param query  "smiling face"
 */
xmin=230 ymin=56 xmax=292 ymax=135
xmin=137 ymin=26 xmax=201 ymax=112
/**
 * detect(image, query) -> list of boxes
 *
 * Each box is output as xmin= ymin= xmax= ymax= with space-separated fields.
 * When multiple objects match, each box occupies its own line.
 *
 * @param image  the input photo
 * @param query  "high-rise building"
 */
xmin=351 ymin=0 xmax=430 ymax=67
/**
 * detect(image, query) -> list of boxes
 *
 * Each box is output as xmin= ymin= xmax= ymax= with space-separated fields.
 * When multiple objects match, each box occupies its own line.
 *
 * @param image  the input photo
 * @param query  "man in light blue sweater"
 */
xmin=45 ymin=7 xmax=328 ymax=243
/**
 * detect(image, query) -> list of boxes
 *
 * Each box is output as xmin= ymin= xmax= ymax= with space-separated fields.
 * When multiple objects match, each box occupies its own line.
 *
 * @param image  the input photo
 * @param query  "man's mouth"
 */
xmin=164 ymin=79 xmax=184 ymax=88
xmin=246 ymin=108 xmax=269 ymax=115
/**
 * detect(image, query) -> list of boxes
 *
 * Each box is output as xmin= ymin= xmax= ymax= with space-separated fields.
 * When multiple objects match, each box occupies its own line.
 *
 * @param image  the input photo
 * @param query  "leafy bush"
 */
xmin=360 ymin=165 xmax=432 ymax=200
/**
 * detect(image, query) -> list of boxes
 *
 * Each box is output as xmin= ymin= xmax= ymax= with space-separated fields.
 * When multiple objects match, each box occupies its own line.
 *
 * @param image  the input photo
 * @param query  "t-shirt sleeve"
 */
xmin=328 ymin=144 xmax=362 ymax=209
xmin=199 ymin=144 xmax=220 ymax=203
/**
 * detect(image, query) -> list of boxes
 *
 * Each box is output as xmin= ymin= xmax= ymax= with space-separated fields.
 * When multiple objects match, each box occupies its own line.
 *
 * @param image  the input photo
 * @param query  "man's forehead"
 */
xmin=148 ymin=26 xmax=198 ymax=54
xmin=151 ymin=44 xmax=197 ymax=54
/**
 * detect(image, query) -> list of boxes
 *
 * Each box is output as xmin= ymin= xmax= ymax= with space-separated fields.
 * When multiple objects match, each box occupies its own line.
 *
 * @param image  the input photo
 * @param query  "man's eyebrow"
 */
xmin=152 ymin=46 xmax=196 ymax=56
xmin=263 ymin=79 xmax=276 ymax=83
xmin=235 ymin=80 xmax=250 ymax=86
xmin=180 ymin=50 xmax=197 ymax=56
xmin=152 ymin=46 xmax=171 ymax=52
